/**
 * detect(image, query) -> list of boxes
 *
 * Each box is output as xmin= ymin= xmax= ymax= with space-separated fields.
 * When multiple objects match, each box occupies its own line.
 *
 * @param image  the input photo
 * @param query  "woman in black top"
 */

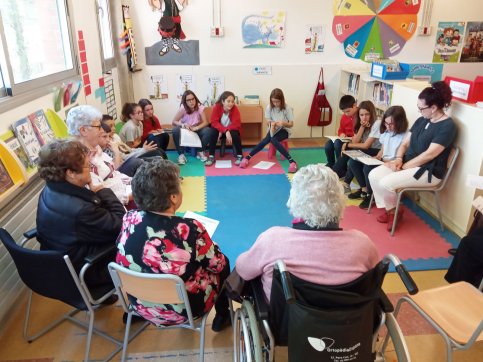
xmin=368 ymin=81 xmax=457 ymax=230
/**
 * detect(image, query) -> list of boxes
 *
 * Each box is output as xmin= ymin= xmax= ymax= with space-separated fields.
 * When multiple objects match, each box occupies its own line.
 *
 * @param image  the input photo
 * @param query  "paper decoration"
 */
xmin=332 ymin=0 xmax=420 ymax=61
xmin=78 ymin=30 xmax=91 ymax=96
xmin=176 ymin=74 xmax=196 ymax=100
xmin=305 ymin=25 xmax=326 ymax=54
xmin=204 ymin=76 xmax=224 ymax=105
xmin=433 ymin=21 xmax=466 ymax=63
xmin=242 ymin=11 xmax=286 ymax=48
xmin=149 ymin=75 xmax=169 ymax=100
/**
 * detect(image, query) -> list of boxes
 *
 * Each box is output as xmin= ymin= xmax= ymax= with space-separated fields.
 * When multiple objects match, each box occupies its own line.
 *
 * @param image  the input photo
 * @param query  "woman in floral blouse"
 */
xmin=115 ymin=158 xmax=231 ymax=331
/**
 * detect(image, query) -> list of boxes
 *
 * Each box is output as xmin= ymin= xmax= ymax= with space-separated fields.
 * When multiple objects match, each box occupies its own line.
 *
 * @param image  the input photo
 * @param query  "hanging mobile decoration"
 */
xmin=120 ymin=5 xmax=141 ymax=72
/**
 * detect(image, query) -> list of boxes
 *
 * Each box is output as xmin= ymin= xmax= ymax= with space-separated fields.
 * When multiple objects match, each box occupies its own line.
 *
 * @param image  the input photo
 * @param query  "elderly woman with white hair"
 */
xmin=66 ymin=105 xmax=132 ymax=205
xmin=235 ymin=164 xmax=379 ymax=301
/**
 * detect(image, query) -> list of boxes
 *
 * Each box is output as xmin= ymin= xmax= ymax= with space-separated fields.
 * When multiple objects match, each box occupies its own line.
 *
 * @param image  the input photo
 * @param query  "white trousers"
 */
xmin=368 ymin=165 xmax=441 ymax=210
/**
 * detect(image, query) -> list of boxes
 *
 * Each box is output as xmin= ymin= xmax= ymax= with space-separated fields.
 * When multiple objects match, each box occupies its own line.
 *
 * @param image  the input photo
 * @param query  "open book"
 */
xmin=326 ymin=135 xmax=352 ymax=143
xmin=343 ymin=150 xmax=383 ymax=166
xmin=180 ymin=128 xmax=202 ymax=148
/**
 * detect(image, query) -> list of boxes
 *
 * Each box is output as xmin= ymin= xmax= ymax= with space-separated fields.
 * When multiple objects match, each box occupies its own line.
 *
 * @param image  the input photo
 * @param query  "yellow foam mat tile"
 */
xmin=178 ymin=176 xmax=206 ymax=213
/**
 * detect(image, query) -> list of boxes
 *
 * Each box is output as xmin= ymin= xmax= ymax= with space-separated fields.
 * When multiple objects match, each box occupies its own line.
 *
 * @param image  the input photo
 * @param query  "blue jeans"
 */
xmin=348 ymin=159 xmax=377 ymax=194
xmin=324 ymin=139 xmax=343 ymax=168
xmin=172 ymin=126 xmax=212 ymax=155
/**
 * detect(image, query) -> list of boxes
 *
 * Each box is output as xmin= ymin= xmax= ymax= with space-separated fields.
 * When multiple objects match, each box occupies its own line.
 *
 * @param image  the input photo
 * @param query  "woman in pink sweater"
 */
xmin=235 ymin=164 xmax=379 ymax=301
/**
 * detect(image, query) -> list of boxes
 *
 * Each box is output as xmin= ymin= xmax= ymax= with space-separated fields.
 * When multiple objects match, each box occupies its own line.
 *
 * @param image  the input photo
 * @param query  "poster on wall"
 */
xmin=432 ymin=21 xmax=465 ymax=63
xmin=305 ymin=25 xmax=326 ymax=54
xmin=145 ymin=1 xmax=200 ymax=65
xmin=460 ymin=22 xmax=483 ymax=63
xmin=241 ymin=11 xmax=286 ymax=48
xmin=176 ymin=74 xmax=196 ymax=100
xmin=204 ymin=76 xmax=225 ymax=106
xmin=149 ymin=75 xmax=169 ymax=100
xmin=332 ymin=0 xmax=420 ymax=61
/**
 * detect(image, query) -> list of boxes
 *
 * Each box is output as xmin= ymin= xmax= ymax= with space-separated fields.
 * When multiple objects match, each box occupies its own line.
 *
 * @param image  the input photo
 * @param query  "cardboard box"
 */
xmin=371 ymin=62 xmax=409 ymax=80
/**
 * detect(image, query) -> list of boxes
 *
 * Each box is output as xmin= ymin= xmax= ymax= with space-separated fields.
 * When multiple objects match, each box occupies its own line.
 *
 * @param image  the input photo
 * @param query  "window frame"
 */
xmin=96 ymin=0 xmax=116 ymax=73
xmin=0 ymin=0 xmax=79 ymax=109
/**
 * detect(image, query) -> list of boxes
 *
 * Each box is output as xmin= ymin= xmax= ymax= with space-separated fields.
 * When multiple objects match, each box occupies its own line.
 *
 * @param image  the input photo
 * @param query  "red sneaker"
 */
xmin=386 ymin=208 xmax=405 ymax=231
xmin=377 ymin=212 xmax=389 ymax=223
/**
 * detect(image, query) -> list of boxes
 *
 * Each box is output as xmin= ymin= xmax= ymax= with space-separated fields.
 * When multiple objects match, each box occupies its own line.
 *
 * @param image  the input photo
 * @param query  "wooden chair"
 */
xmin=108 ymin=262 xmax=210 ymax=362
xmin=395 ymin=280 xmax=483 ymax=362
xmin=368 ymin=146 xmax=460 ymax=236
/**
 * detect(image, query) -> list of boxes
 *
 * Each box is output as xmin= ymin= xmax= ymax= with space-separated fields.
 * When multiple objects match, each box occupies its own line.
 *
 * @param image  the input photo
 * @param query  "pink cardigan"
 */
xmin=235 ymin=226 xmax=379 ymax=301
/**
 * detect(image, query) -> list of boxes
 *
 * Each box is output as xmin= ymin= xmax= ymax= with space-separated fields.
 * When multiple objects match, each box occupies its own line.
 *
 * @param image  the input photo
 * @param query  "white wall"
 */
xmin=129 ymin=0 xmax=483 ymax=138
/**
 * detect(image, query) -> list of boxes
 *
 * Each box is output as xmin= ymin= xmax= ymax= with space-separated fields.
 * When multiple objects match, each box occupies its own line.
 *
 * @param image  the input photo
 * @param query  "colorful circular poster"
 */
xmin=332 ymin=0 xmax=421 ymax=61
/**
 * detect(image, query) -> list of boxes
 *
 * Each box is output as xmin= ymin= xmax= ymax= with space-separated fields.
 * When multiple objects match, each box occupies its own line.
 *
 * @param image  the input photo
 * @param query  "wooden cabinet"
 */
xmin=204 ymin=104 xmax=263 ymax=146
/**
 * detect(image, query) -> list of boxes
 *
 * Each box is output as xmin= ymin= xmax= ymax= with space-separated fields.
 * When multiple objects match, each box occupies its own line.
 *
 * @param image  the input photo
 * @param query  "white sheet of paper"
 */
xmin=180 ymin=128 xmax=202 ymax=148
xmin=253 ymin=161 xmax=275 ymax=170
xmin=215 ymin=160 xmax=232 ymax=168
xmin=357 ymin=157 xmax=384 ymax=166
xmin=342 ymin=150 xmax=367 ymax=159
xmin=466 ymin=174 xmax=483 ymax=190
xmin=326 ymin=135 xmax=351 ymax=142
xmin=183 ymin=211 xmax=220 ymax=238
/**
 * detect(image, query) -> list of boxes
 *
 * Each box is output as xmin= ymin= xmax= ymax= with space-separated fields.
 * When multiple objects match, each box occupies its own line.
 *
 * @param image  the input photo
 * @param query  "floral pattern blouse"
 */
xmin=115 ymin=210 xmax=227 ymax=326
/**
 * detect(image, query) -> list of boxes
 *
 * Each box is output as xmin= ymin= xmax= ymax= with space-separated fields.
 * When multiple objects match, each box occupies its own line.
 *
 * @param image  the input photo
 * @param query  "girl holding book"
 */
xmin=171 ymin=90 xmax=211 ymax=165
xmin=347 ymin=106 xmax=408 ymax=209
xmin=333 ymin=101 xmax=382 ymax=194
xmin=239 ymin=88 xmax=298 ymax=173
xmin=139 ymin=98 xmax=170 ymax=151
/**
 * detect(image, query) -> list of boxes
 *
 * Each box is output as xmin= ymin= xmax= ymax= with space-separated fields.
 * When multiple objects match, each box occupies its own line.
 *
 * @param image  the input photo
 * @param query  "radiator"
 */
xmin=0 ymin=177 xmax=44 ymax=330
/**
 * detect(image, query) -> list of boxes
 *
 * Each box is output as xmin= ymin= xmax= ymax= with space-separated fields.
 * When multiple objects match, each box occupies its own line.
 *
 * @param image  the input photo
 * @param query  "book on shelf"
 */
xmin=0 ymin=158 xmax=14 ymax=196
xmin=347 ymin=73 xmax=360 ymax=94
xmin=1 ymin=132 xmax=35 ymax=170
xmin=28 ymin=110 xmax=55 ymax=145
xmin=342 ymin=150 xmax=383 ymax=166
xmin=372 ymin=82 xmax=393 ymax=106
xmin=11 ymin=117 xmax=42 ymax=165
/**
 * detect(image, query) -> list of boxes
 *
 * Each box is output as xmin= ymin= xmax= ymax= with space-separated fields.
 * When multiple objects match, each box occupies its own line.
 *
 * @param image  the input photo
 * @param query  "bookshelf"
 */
xmin=336 ymin=67 xmax=429 ymax=127
xmin=0 ymin=140 xmax=28 ymax=204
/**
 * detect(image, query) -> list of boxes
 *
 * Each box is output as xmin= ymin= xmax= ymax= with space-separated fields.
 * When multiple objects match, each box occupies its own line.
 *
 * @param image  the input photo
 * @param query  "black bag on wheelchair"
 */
xmin=269 ymin=262 xmax=388 ymax=362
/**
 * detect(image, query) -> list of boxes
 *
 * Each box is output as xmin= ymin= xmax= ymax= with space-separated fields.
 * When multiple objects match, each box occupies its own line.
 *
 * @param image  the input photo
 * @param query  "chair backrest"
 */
xmin=108 ymin=262 xmax=195 ymax=325
xmin=268 ymin=261 xmax=389 ymax=360
xmin=0 ymin=228 xmax=88 ymax=310
xmin=436 ymin=146 xmax=459 ymax=191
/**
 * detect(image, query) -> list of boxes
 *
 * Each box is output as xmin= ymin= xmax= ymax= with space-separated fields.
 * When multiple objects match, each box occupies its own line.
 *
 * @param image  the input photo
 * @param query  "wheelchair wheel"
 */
xmin=234 ymin=299 xmax=264 ymax=362
xmin=378 ymin=313 xmax=411 ymax=362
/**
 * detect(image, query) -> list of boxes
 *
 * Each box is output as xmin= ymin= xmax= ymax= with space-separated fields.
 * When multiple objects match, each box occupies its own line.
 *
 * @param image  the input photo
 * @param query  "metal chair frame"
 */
xmin=368 ymin=146 xmax=459 ymax=236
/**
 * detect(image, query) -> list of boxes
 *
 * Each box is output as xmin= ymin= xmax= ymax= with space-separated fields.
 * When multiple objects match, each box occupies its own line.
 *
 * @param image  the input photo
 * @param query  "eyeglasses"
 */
xmin=384 ymin=121 xmax=394 ymax=126
xmin=417 ymin=105 xmax=431 ymax=112
xmin=186 ymin=97 xmax=196 ymax=102
xmin=85 ymin=124 xmax=102 ymax=129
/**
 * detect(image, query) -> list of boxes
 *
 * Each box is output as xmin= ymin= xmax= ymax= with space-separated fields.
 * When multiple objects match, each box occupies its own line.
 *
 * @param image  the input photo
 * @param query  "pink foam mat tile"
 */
xmin=205 ymin=151 xmax=285 ymax=176
xmin=341 ymin=206 xmax=453 ymax=260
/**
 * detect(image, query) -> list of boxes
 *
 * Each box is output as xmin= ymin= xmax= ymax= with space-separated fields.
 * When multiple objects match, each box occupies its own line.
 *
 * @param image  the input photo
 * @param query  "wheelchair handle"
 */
xmin=383 ymin=254 xmax=419 ymax=295
xmin=275 ymin=260 xmax=296 ymax=304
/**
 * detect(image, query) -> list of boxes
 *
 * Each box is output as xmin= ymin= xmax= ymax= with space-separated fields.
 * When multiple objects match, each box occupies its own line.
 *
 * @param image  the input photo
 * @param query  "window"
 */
xmin=96 ymin=0 xmax=115 ymax=72
xmin=0 ymin=0 xmax=77 ymax=98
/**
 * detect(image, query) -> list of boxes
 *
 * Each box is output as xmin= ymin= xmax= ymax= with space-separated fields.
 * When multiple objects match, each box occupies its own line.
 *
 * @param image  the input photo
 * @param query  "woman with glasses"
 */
xmin=66 ymin=105 xmax=132 ymax=205
xmin=171 ymin=90 xmax=211 ymax=165
xmin=347 ymin=106 xmax=409 ymax=209
xmin=368 ymin=81 xmax=457 ymax=231
xmin=36 ymin=139 xmax=125 ymax=291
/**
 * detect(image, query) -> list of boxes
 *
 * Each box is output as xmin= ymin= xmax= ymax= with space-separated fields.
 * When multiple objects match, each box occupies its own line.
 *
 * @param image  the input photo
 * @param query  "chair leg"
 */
xmin=198 ymin=314 xmax=208 ymax=362
xmin=367 ymin=194 xmax=375 ymax=214
xmin=391 ymin=192 xmax=404 ymax=236
xmin=83 ymin=311 xmax=95 ymax=362
xmin=220 ymin=138 xmax=226 ymax=158
xmin=121 ymin=313 xmax=133 ymax=362
xmin=434 ymin=192 xmax=445 ymax=231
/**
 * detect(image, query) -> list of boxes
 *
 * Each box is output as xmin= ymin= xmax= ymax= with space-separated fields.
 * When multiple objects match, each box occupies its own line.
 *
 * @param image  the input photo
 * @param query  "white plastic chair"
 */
xmin=108 ymin=262 xmax=209 ymax=362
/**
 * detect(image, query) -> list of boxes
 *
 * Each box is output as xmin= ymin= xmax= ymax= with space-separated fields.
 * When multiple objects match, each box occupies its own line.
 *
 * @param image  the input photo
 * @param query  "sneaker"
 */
xmin=178 ymin=154 xmax=187 ymax=165
xmin=205 ymin=156 xmax=215 ymax=166
xmin=288 ymin=162 xmax=298 ymax=173
xmin=348 ymin=189 xmax=365 ymax=200
xmin=197 ymin=151 xmax=207 ymax=162
xmin=235 ymin=155 xmax=243 ymax=166
xmin=359 ymin=194 xmax=372 ymax=210
xmin=239 ymin=157 xmax=249 ymax=169
xmin=377 ymin=212 xmax=389 ymax=223
xmin=211 ymin=313 xmax=231 ymax=332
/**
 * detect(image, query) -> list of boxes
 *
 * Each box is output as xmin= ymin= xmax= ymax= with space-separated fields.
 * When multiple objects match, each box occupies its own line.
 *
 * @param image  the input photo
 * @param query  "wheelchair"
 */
xmin=233 ymin=254 xmax=418 ymax=362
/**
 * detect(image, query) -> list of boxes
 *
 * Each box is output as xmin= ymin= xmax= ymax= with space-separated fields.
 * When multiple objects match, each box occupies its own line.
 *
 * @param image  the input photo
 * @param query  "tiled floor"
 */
xmin=0 ymin=138 xmax=481 ymax=361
